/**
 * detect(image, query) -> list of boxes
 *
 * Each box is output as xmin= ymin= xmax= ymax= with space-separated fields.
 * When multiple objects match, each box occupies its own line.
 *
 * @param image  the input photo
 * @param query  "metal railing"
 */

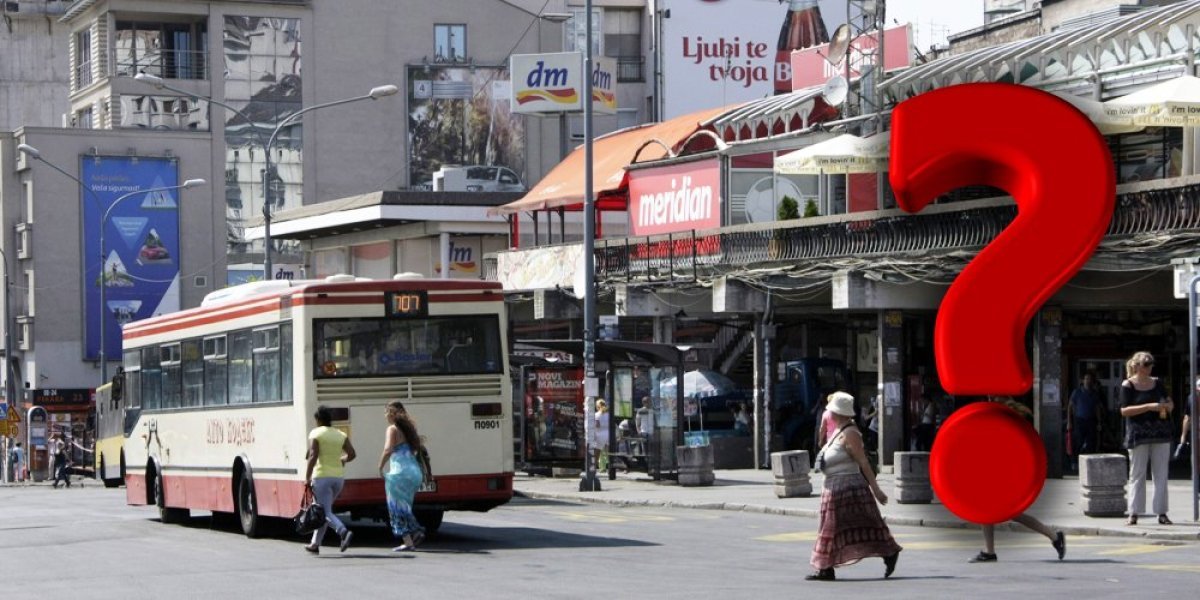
xmin=617 ymin=56 xmax=645 ymax=82
xmin=114 ymin=51 xmax=209 ymax=81
xmin=489 ymin=177 xmax=1200 ymax=287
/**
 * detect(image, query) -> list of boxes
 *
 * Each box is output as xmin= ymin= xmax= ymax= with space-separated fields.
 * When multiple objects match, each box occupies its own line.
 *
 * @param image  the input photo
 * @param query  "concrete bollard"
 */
xmin=677 ymin=445 xmax=715 ymax=487
xmin=770 ymin=450 xmax=813 ymax=498
xmin=1079 ymin=453 xmax=1128 ymax=517
xmin=893 ymin=451 xmax=933 ymax=504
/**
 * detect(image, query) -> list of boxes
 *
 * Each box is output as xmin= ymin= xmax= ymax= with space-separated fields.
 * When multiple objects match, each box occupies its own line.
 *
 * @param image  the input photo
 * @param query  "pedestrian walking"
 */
xmin=1177 ymin=378 xmax=1195 ymax=463
xmin=379 ymin=400 xmax=426 ymax=551
xmin=635 ymin=396 xmax=654 ymax=440
xmin=7 ymin=441 xmax=23 ymax=483
xmin=969 ymin=396 xmax=1066 ymax=563
xmin=807 ymin=391 xmax=901 ymax=581
xmin=1120 ymin=351 xmax=1174 ymax=525
xmin=303 ymin=405 xmax=357 ymax=554
xmin=1068 ymin=372 xmax=1105 ymax=458
xmin=51 ymin=433 xmax=71 ymax=488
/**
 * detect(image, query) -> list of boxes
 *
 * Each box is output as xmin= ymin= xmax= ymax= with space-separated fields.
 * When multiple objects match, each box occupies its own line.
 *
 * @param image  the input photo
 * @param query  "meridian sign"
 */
xmin=510 ymin=52 xmax=616 ymax=115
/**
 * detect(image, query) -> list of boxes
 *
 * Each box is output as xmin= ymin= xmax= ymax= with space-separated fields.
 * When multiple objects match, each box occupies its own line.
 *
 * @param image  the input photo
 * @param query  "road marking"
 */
xmin=1134 ymin=564 xmax=1200 ymax=573
xmin=1095 ymin=544 xmax=1184 ymax=557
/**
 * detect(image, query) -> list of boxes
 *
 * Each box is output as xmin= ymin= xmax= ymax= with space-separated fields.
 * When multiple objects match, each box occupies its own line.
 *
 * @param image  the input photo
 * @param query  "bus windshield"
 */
xmin=314 ymin=315 xmax=503 ymax=377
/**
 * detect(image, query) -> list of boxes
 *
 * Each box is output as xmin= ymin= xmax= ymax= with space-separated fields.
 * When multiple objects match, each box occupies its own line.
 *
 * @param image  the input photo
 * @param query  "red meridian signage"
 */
xmin=627 ymin=158 xmax=722 ymax=236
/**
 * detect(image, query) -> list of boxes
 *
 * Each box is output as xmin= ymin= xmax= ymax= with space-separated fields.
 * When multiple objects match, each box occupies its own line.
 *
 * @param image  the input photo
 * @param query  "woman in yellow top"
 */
xmin=304 ymin=406 xmax=357 ymax=554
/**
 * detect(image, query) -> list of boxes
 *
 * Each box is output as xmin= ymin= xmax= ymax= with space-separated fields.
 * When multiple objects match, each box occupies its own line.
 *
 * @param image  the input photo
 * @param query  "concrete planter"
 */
xmin=1079 ymin=453 xmax=1128 ymax=517
xmin=770 ymin=450 xmax=813 ymax=498
xmin=894 ymin=451 xmax=933 ymax=504
xmin=677 ymin=445 xmax=715 ymax=487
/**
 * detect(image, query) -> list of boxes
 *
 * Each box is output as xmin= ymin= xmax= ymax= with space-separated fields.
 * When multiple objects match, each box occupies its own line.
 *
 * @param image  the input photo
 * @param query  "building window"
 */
xmin=605 ymin=8 xmax=642 ymax=82
xmin=76 ymin=107 xmax=94 ymax=129
xmin=75 ymin=28 xmax=93 ymax=89
xmin=434 ymin=24 xmax=466 ymax=62
xmin=565 ymin=9 xmax=602 ymax=56
xmin=114 ymin=20 xmax=209 ymax=80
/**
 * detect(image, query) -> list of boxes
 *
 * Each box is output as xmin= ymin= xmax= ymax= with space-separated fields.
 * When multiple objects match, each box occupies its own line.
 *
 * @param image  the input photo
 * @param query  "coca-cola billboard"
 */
xmin=628 ymin=158 xmax=721 ymax=236
xmin=790 ymin=24 xmax=914 ymax=92
xmin=659 ymin=0 xmax=845 ymax=119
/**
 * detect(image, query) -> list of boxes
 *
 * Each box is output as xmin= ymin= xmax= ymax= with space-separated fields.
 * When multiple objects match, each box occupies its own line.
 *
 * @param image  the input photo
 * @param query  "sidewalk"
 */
xmin=515 ymin=468 xmax=1200 ymax=542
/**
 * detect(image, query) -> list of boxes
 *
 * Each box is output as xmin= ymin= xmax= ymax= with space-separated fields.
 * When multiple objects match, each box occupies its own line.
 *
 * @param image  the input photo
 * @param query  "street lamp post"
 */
xmin=98 ymin=179 xmax=206 ymax=380
xmin=134 ymin=73 xmax=398 ymax=279
xmin=0 ymin=247 xmax=15 ymax=420
xmin=17 ymin=143 xmax=205 ymax=382
xmin=580 ymin=0 xmax=600 ymax=492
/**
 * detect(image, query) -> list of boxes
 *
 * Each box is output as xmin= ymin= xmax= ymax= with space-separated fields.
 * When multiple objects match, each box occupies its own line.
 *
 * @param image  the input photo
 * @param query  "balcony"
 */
xmin=487 ymin=175 xmax=1200 ymax=289
xmin=617 ymin=56 xmax=644 ymax=83
xmin=114 ymin=49 xmax=209 ymax=81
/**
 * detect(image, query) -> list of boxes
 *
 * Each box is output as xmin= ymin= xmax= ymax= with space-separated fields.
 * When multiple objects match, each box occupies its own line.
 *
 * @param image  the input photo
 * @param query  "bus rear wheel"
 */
xmin=414 ymin=508 xmax=444 ymax=535
xmin=100 ymin=457 xmax=121 ymax=488
xmin=237 ymin=471 xmax=263 ymax=538
xmin=154 ymin=468 xmax=190 ymax=524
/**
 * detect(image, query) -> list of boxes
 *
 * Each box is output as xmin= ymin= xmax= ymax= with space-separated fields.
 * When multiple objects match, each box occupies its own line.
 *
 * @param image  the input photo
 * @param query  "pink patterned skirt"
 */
xmin=810 ymin=472 xmax=902 ymax=570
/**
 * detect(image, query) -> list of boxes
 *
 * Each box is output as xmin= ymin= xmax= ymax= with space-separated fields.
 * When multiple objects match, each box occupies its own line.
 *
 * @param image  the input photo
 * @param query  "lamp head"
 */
xmin=16 ymin=144 xmax=40 ymax=159
xmin=182 ymin=178 xmax=207 ymax=188
xmin=134 ymin=72 xmax=166 ymax=88
xmin=369 ymin=85 xmax=400 ymax=99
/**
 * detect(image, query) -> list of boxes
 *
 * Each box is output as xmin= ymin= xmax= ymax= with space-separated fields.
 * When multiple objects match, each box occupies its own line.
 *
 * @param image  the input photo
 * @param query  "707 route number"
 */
xmin=474 ymin=419 xmax=501 ymax=430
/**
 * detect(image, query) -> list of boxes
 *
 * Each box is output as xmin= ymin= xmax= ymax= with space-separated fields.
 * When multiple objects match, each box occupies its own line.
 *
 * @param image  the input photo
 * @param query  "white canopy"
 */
xmin=774 ymin=133 xmax=890 ymax=175
xmin=1103 ymin=75 xmax=1200 ymax=127
xmin=1054 ymin=93 xmax=1144 ymax=135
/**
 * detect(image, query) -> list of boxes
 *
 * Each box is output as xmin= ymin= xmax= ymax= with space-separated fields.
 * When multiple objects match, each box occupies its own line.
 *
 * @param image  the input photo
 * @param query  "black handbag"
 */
xmin=293 ymin=486 xmax=327 ymax=535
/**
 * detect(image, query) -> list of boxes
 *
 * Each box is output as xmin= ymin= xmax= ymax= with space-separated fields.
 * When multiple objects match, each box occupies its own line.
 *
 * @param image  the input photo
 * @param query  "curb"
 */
xmin=514 ymin=490 xmax=1200 ymax=542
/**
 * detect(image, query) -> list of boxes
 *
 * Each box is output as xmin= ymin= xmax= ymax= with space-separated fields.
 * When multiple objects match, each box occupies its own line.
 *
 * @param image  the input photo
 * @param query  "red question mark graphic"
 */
xmin=889 ymin=83 xmax=1115 ymax=524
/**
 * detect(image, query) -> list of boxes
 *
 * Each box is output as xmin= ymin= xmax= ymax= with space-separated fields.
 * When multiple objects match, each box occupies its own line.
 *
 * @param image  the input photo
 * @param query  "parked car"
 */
xmin=433 ymin=165 xmax=526 ymax=192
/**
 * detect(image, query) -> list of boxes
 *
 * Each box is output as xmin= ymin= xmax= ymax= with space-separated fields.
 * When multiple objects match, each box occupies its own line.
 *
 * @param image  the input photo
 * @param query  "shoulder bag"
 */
xmin=293 ymin=486 xmax=327 ymax=535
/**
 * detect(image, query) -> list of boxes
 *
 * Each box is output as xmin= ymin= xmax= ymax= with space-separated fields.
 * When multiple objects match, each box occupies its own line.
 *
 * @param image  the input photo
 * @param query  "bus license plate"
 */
xmin=418 ymin=480 xmax=437 ymax=493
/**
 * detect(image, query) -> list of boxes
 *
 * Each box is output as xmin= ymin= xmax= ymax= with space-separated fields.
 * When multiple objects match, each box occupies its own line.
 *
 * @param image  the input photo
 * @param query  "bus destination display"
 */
xmin=385 ymin=291 xmax=429 ymax=317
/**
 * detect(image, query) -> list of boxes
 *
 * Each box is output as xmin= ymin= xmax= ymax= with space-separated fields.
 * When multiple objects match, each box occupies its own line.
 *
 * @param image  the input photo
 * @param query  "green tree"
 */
xmin=803 ymin=199 xmax=820 ymax=218
xmin=778 ymin=195 xmax=800 ymax=221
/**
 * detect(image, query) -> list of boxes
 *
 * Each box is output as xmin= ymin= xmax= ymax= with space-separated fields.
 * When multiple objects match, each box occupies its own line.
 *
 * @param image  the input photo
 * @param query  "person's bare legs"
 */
xmin=1012 ymin=513 xmax=1053 ymax=541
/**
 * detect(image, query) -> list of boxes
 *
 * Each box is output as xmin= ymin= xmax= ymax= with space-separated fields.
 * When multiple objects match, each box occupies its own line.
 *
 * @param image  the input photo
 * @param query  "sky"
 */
xmin=878 ymin=0 xmax=987 ymax=52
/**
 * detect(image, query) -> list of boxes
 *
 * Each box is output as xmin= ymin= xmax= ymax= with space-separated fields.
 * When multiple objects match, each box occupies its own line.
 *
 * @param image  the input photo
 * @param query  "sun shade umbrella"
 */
xmin=1054 ymin=92 xmax=1144 ymax=135
xmin=774 ymin=133 xmax=890 ymax=175
xmin=1103 ymin=75 xmax=1200 ymax=127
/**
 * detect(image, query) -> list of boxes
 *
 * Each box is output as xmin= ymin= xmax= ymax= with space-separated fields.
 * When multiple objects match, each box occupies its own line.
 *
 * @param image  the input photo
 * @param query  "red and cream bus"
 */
xmin=117 ymin=274 xmax=512 ymax=536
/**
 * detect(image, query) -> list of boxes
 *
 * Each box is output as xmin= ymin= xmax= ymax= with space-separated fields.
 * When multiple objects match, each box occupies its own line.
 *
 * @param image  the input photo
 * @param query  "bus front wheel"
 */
xmin=237 ymin=471 xmax=263 ymax=538
xmin=154 ymin=468 xmax=190 ymax=524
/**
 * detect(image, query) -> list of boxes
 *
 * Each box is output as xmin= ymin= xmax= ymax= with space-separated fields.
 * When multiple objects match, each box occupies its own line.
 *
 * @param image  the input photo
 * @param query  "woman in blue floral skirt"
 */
xmin=379 ymin=400 xmax=426 ymax=551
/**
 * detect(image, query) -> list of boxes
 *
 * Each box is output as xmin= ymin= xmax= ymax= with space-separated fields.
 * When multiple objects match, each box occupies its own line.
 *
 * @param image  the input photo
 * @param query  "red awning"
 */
xmin=491 ymin=106 xmax=733 ymax=216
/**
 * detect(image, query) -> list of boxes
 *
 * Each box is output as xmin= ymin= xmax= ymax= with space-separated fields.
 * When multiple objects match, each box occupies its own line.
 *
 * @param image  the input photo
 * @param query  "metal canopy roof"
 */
xmin=883 ymin=0 xmax=1200 ymax=99
xmin=704 ymin=86 xmax=828 ymax=142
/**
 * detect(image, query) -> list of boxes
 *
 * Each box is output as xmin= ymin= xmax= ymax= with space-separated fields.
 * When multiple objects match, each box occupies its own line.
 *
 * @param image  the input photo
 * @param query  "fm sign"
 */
xmin=510 ymin=52 xmax=616 ymax=115
xmin=891 ymin=84 xmax=1115 ymax=525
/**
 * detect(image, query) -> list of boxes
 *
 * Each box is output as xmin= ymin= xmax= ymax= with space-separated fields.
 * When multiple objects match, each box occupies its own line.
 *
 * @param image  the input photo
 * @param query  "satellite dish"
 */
xmin=822 ymin=75 xmax=849 ymax=107
xmin=827 ymin=24 xmax=852 ymax=66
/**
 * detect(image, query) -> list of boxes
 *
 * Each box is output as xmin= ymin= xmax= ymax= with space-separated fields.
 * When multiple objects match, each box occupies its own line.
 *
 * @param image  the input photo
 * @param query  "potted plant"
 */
xmin=771 ymin=195 xmax=800 ymax=258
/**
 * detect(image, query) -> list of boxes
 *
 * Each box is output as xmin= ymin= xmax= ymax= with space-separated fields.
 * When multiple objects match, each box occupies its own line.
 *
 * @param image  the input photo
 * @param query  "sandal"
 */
xmin=968 ymin=551 xmax=997 ymax=563
xmin=804 ymin=568 xmax=836 ymax=581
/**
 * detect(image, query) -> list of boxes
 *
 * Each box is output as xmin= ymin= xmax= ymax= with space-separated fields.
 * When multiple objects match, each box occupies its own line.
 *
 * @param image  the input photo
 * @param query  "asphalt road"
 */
xmin=1 ymin=483 xmax=1197 ymax=599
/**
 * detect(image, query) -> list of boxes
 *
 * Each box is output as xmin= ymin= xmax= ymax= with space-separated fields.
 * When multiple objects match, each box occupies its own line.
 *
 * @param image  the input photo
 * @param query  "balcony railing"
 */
xmin=486 ymin=176 xmax=1200 ymax=288
xmin=114 ymin=50 xmax=209 ymax=81
xmin=617 ymin=56 xmax=644 ymax=82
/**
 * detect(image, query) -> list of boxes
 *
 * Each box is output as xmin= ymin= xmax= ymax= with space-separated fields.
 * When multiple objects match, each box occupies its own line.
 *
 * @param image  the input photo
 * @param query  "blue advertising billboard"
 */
xmin=81 ymin=156 xmax=182 ymax=361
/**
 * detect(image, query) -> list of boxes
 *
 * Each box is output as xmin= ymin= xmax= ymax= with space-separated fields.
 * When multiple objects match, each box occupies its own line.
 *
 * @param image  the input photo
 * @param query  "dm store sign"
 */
xmin=81 ymin=156 xmax=182 ymax=361
xmin=510 ymin=52 xmax=616 ymax=115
